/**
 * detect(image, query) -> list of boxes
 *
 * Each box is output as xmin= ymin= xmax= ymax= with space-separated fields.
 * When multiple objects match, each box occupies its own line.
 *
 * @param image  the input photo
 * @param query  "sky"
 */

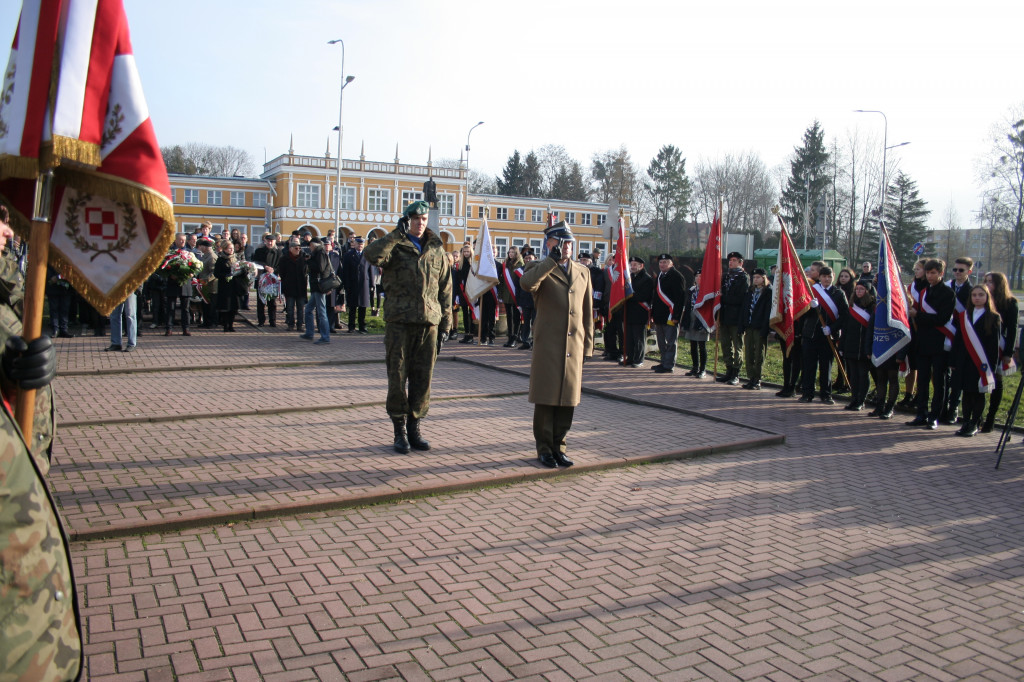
xmin=2 ymin=0 xmax=1021 ymax=234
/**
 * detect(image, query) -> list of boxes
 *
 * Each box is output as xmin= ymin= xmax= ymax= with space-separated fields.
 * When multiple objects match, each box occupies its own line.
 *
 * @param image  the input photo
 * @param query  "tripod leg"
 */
xmin=995 ymin=374 xmax=1024 ymax=469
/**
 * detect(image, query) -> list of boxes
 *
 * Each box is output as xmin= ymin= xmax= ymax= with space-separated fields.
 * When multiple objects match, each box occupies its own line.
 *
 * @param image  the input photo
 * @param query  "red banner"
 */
xmin=607 ymin=217 xmax=632 ymax=314
xmin=769 ymin=219 xmax=813 ymax=356
xmin=693 ymin=208 xmax=722 ymax=333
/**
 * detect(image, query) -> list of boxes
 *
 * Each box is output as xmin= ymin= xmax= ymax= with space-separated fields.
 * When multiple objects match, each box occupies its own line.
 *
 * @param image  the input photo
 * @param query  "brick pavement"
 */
xmin=49 ymin=329 xmax=1024 ymax=679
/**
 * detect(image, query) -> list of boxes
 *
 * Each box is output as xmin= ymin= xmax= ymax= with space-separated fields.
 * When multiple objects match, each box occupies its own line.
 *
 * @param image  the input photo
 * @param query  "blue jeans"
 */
xmin=304 ymin=292 xmax=329 ymax=341
xmin=111 ymin=293 xmax=137 ymax=348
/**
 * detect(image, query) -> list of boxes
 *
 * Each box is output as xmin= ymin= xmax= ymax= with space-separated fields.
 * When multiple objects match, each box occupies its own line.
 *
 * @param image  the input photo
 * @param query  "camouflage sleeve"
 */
xmin=438 ymin=258 xmax=453 ymax=334
xmin=519 ymin=258 xmax=559 ymax=294
xmin=362 ymin=228 xmax=404 ymax=268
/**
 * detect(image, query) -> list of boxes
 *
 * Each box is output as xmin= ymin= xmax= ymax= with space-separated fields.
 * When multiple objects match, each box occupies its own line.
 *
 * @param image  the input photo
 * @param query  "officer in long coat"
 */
xmin=519 ymin=221 xmax=594 ymax=468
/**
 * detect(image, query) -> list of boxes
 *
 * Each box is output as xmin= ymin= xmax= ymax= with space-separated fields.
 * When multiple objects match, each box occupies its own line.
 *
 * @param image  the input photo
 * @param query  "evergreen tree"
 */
xmin=496 ymin=150 xmax=528 ymax=196
xmin=523 ymin=151 xmax=543 ymax=198
xmin=549 ymin=160 xmax=589 ymax=202
xmin=779 ymin=121 xmax=830 ymax=246
xmin=645 ymin=144 xmax=691 ymax=252
xmin=876 ymin=171 xmax=930 ymax=272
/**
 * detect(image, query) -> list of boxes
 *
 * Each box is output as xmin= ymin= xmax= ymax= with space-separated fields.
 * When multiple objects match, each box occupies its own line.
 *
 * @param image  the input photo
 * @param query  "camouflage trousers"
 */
xmin=384 ymin=322 xmax=438 ymax=419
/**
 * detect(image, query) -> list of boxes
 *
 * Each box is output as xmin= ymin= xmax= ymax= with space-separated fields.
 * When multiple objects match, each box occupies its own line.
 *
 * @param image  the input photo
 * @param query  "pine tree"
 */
xmin=549 ymin=161 xmax=589 ymax=202
xmin=780 ymin=121 xmax=830 ymax=247
xmin=496 ymin=150 xmax=528 ymax=196
xmin=879 ymin=171 xmax=930 ymax=272
xmin=523 ymin=151 xmax=543 ymax=198
xmin=645 ymin=145 xmax=691 ymax=252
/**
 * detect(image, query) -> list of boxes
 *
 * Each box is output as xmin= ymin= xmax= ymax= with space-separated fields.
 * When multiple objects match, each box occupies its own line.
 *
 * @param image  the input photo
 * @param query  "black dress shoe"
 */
xmin=519 ymin=342 xmax=532 ymax=350
xmin=821 ymin=397 xmax=835 ymax=405
xmin=726 ymin=376 xmax=740 ymax=386
xmin=776 ymin=388 xmax=795 ymax=397
xmin=799 ymin=395 xmax=815 ymax=403
xmin=940 ymin=416 xmax=959 ymax=426
xmin=538 ymin=452 xmax=557 ymax=468
xmin=956 ymin=427 xmax=979 ymax=437
xmin=694 ymin=370 xmax=706 ymax=379
xmin=927 ymin=419 xmax=939 ymax=430
xmin=104 ymin=344 xmax=120 ymax=351
xmin=905 ymin=417 xmax=928 ymax=426
xmin=553 ymin=452 xmax=574 ymax=467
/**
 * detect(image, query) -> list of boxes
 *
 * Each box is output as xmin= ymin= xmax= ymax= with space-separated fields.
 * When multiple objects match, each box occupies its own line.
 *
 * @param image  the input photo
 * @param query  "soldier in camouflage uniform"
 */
xmin=363 ymin=200 xmax=452 ymax=453
xmin=0 ymin=204 xmax=83 ymax=680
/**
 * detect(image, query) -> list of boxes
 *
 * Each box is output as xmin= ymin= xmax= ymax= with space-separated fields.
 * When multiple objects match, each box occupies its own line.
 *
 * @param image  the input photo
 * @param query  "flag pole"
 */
xmin=713 ymin=312 xmax=720 ymax=379
xmin=15 ymin=171 xmax=55 ymax=442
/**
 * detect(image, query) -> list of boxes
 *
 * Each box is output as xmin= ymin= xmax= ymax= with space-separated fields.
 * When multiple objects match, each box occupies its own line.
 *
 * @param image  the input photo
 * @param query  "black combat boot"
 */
xmin=406 ymin=416 xmax=431 ymax=451
xmin=392 ymin=417 xmax=411 ymax=454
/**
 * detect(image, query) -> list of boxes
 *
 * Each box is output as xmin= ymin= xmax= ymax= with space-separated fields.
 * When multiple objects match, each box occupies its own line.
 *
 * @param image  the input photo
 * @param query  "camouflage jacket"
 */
xmin=0 ymin=400 xmax=83 ymax=681
xmin=363 ymin=227 xmax=452 ymax=332
xmin=0 ymin=257 xmax=56 ymax=474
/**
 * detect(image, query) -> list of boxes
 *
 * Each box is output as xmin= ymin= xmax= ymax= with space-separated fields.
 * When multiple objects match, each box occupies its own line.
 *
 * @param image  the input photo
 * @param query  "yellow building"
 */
xmin=169 ymin=146 xmax=626 ymax=258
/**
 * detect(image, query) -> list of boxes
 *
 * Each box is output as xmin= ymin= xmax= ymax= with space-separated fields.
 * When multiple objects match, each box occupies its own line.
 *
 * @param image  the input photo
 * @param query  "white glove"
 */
xmin=822 ymin=325 xmax=831 ymax=335
xmin=810 ymin=299 xmax=819 ymax=308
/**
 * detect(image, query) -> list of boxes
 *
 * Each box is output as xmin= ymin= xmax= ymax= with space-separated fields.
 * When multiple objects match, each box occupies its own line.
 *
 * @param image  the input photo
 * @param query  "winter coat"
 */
xmin=625 ymin=268 xmax=653 ymax=325
xmin=498 ymin=256 xmax=524 ymax=306
xmin=327 ymin=250 xmax=343 ymax=308
xmin=803 ymin=284 xmax=849 ymax=341
xmin=739 ymin=285 xmax=773 ymax=336
xmin=277 ymin=250 xmax=309 ymax=298
xmin=214 ymin=255 xmax=247 ymax=312
xmin=252 ymin=244 xmax=281 ymax=272
xmin=914 ymin=282 xmax=955 ymax=355
xmin=342 ymin=249 xmax=373 ymax=308
xmin=362 ymin=226 xmax=452 ymax=330
xmin=951 ymin=309 xmax=1001 ymax=393
xmin=996 ymin=297 xmax=1019 ymax=360
xmin=840 ymin=297 xmax=875 ymax=360
xmin=520 ymin=257 xmax=594 ymax=406
xmin=719 ymin=267 xmax=750 ymax=327
xmin=305 ymin=244 xmax=331 ymax=293
xmin=681 ymin=285 xmax=710 ymax=342
xmin=651 ymin=267 xmax=686 ymax=325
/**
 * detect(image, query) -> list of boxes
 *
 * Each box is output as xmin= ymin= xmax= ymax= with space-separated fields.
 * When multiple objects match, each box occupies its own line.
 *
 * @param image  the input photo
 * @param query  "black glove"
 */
xmin=396 ymin=217 xmax=410 ymax=236
xmin=3 ymin=335 xmax=57 ymax=390
xmin=548 ymin=240 xmax=563 ymax=262
xmin=436 ymin=329 xmax=449 ymax=354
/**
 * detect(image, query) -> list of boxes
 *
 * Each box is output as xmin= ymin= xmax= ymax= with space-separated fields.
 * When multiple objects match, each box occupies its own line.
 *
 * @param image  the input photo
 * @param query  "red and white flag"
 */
xmin=693 ymin=207 xmax=722 ymax=333
xmin=769 ymin=217 xmax=814 ymax=356
xmin=0 ymin=0 xmax=175 ymax=315
xmin=607 ymin=216 xmax=632 ymax=314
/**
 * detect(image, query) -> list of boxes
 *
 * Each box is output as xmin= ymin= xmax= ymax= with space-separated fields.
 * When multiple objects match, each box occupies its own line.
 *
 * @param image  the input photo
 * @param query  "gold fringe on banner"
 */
xmin=0 ymin=155 xmax=42 ymax=181
xmin=41 ymin=136 xmax=102 ymax=170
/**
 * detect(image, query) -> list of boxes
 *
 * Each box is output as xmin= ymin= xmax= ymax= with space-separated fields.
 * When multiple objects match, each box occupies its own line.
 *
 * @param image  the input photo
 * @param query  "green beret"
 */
xmin=404 ymin=200 xmax=430 ymax=217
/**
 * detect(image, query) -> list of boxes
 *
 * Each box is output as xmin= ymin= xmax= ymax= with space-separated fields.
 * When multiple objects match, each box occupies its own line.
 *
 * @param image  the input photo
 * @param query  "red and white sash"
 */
xmin=920 ymin=287 xmax=956 ymax=350
xmin=997 ymin=332 xmax=1018 ymax=376
xmin=458 ymin=282 xmax=478 ymax=320
xmin=812 ymin=283 xmax=839 ymax=322
xmin=959 ymin=310 xmax=996 ymax=393
xmin=502 ymin=263 xmax=517 ymax=296
xmin=948 ymin=280 xmax=967 ymax=313
xmin=908 ymin=281 xmax=924 ymax=310
xmin=656 ymin=273 xmax=675 ymax=319
xmin=850 ymin=304 xmax=870 ymax=328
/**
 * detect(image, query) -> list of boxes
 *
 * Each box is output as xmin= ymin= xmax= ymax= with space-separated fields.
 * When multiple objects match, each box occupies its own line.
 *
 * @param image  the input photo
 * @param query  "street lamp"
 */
xmin=855 ymin=109 xmax=902 ymax=224
xmin=464 ymin=121 xmax=484 ymax=241
xmin=328 ymin=39 xmax=355 ymax=238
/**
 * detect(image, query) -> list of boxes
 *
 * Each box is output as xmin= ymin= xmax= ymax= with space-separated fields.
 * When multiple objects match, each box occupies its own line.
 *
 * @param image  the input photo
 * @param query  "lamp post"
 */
xmin=328 ymin=39 xmax=355 ymax=238
xmin=854 ymin=110 xmax=909 ymax=224
xmin=465 ymin=121 xmax=484 ymax=241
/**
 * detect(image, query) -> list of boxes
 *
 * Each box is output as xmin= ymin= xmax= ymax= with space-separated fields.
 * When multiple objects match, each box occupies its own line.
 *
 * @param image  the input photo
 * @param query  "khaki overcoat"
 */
xmin=520 ymin=257 xmax=594 ymax=406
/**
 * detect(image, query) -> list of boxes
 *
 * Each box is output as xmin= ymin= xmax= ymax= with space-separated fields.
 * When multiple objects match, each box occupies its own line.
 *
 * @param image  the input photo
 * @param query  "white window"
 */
xmin=596 ymin=242 xmax=608 ymax=253
xmin=183 ymin=189 xmax=199 ymax=204
xmin=207 ymin=190 xmax=222 ymax=206
xmin=253 ymin=192 xmax=268 ymax=208
xmin=181 ymin=222 xmax=200 ymax=232
xmin=230 ymin=191 xmax=246 ymax=207
xmin=296 ymin=184 xmax=320 ymax=208
xmin=512 ymin=238 xmax=526 ymax=248
xmin=495 ymin=207 xmax=508 ymax=220
xmin=478 ymin=206 xmax=487 ymax=219
xmin=581 ymin=213 xmax=592 ymax=226
xmin=494 ymin=237 xmax=508 ymax=259
xmin=514 ymin=208 xmax=525 ymax=221
xmin=251 ymin=226 xmax=269 ymax=242
xmin=529 ymin=238 xmax=542 ymax=252
xmin=597 ymin=214 xmax=606 ymax=225
xmin=531 ymin=209 xmax=542 ymax=222
xmin=229 ymin=224 xmax=247 ymax=240
xmin=466 ymin=204 xmax=472 ymax=217
xmin=367 ymin=189 xmax=390 ymax=212
xmin=334 ymin=186 xmax=356 ymax=210
xmin=438 ymin=194 xmax=455 ymax=216
xmin=565 ymin=212 xmax=576 ymax=224
xmin=401 ymin=190 xmax=423 ymax=211
xmin=579 ymin=241 xmax=592 ymax=254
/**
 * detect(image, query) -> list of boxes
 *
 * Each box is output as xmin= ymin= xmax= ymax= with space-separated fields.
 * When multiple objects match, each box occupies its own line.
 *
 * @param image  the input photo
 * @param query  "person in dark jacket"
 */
xmin=342 ymin=237 xmax=372 ymax=333
xmin=499 ymin=247 xmax=524 ymax=347
xmin=739 ymin=268 xmax=773 ymax=389
xmin=840 ymin=281 xmax=876 ymax=410
xmin=717 ymin=251 xmax=750 ymax=385
xmin=252 ymin=233 xmax=281 ymax=327
xmin=602 ymin=258 xmax=624 ymax=362
xmin=949 ymin=285 xmax=1001 ymax=436
xmin=981 ymin=271 xmax=1018 ymax=432
xmin=517 ymin=249 xmax=537 ymax=349
xmin=905 ymin=259 xmax=955 ymax=428
xmin=651 ymin=253 xmax=685 ymax=373
xmin=800 ymin=266 xmax=849 ymax=404
xmin=214 ymin=241 xmax=248 ymax=332
xmin=454 ymin=244 xmax=478 ymax=343
xmin=277 ymin=239 xmax=308 ymax=332
xmin=326 ymin=240 xmax=344 ymax=331
xmin=623 ymin=256 xmax=653 ymax=368
xmin=302 ymin=238 xmax=332 ymax=343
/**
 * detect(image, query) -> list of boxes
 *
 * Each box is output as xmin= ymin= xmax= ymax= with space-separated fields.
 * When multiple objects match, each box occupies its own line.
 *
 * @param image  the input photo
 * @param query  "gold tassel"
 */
xmin=0 ymin=155 xmax=42 ymax=181
xmin=43 ymin=136 xmax=102 ymax=169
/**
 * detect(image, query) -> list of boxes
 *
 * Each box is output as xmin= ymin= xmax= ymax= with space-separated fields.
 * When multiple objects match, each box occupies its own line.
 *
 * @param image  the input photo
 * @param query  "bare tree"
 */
xmin=162 ymin=142 xmax=255 ymax=177
xmin=978 ymin=103 xmax=1024 ymax=285
xmin=692 ymin=151 xmax=776 ymax=242
xmin=591 ymin=145 xmax=648 ymax=229
xmin=436 ymin=157 xmax=496 ymax=195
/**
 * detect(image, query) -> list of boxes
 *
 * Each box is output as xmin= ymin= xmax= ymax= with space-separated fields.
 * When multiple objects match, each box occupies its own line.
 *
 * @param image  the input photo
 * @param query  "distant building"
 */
xmin=927 ymin=227 xmax=1015 ymax=275
xmin=169 ymin=146 xmax=628 ymax=256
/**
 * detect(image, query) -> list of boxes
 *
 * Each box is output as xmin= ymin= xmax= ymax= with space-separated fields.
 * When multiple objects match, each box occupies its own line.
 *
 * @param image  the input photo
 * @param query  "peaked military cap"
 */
xmin=544 ymin=220 xmax=574 ymax=241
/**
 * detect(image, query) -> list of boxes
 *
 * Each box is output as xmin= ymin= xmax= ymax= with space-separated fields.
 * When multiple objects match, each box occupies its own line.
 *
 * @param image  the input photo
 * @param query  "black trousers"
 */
xmin=480 ymin=295 xmax=497 ymax=341
xmin=624 ymin=323 xmax=646 ymax=365
xmin=915 ymin=352 xmax=949 ymax=419
xmin=459 ymin=304 xmax=477 ymax=336
xmin=780 ymin=335 xmax=802 ymax=389
xmin=533 ymin=404 xmax=575 ymax=457
xmin=801 ymin=334 xmax=833 ymax=398
xmin=504 ymin=303 xmax=521 ymax=342
xmin=348 ymin=306 xmax=367 ymax=331
xmin=873 ymin=367 xmax=901 ymax=406
xmin=519 ymin=308 xmax=534 ymax=343
xmin=164 ymin=293 xmax=190 ymax=330
xmin=848 ymin=357 xmax=872 ymax=404
xmin=689 ymin=340 xmax=707 ymax=371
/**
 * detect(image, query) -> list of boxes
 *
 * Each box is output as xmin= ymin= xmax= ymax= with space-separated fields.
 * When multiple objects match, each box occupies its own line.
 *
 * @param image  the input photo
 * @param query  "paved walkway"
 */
xmin=49 ymin=317 xmax=1024 ymax=680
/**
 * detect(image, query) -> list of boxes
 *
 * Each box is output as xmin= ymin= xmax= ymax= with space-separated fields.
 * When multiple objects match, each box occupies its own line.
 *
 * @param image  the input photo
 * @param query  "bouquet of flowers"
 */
xmin=161 ymin=249 xmax=203 ymax=284
xmin=258 ymin=272 xmax=281 ymax=302
xmin=238 ymin=260 xmax=258 ymax=286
